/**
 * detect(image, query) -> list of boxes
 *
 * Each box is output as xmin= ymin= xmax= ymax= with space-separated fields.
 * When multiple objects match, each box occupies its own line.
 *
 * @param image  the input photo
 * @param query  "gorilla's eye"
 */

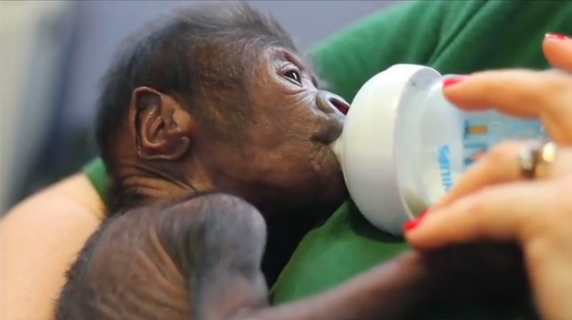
xmin=284 ymin=70 xmax=302 ymax=85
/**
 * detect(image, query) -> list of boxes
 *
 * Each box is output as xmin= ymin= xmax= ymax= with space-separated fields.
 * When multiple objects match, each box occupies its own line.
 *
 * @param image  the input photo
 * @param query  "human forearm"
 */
xmin=1 ymin=174 xmax=104 ymax=320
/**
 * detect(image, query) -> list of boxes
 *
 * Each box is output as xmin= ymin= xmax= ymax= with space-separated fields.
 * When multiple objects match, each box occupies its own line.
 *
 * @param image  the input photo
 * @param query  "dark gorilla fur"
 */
xmin=54 ymin=2 xmax=529 ymax=320
xmin=95 ymin=2 xmax=297 ymax=212
xmin=56 ymin=192 xmax=270 ymax=320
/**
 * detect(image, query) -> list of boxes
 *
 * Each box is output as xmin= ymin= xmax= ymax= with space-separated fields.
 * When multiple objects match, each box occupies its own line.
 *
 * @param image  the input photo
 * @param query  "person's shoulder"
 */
xmin=1 ymin=173 xmax=105 ymax=320
xmin=3 ymin=172 xmax=106 ymax=222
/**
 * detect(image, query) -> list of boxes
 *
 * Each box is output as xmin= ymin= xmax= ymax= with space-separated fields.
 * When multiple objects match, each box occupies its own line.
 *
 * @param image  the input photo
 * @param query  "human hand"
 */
xmin=404 ymin=34 xmax=572 ymax=320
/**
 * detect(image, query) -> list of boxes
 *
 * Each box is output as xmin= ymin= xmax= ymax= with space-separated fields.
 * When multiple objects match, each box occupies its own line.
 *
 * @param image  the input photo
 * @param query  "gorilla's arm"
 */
xmin=250 ymin=251 xmax=435 ymax=320
xmin=156 ymin=194 xmax=437 ymax=320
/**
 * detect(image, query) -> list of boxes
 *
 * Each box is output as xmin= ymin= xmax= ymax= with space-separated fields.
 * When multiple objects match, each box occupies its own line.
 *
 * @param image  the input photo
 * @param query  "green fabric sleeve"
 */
xmin=309 ymin=0 xmax=487 ymax=102
xmin=81 ymin=157 xmax=108 ymax=204
xmin=272 ymin=1 xmax=572 ymax=319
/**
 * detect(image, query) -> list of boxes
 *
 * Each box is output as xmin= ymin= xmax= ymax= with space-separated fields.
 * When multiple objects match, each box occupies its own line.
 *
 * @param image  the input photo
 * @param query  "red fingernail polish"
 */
xmin=404 ymin=210 xmax=429 ymax=232
xmin=545 ymin=33 xmax=571 ymax=40
xmin=404 ymin=218 xmax=423 ymax=232
xmin=443 ymin=76 xmax=466 ymax=88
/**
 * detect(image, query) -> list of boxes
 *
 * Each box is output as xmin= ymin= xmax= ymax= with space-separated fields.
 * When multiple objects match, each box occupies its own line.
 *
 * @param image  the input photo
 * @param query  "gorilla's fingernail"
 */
xmin=545 ymin=33 xmax=571 ymax=40
xmin=443 ymin=76 xmax=466 ymax=88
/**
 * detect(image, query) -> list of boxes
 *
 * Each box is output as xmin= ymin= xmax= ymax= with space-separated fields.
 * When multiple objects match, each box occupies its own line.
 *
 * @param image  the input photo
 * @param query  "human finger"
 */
xmin=543 ymin=33 xmax=572 ymax=71
xmin=404 ymin=179 xmax=564 ymax=248
xmin=443 ymin=70 xmax=572 ymax=144
xmin=433 ymin=141 xmax=572 ymax=209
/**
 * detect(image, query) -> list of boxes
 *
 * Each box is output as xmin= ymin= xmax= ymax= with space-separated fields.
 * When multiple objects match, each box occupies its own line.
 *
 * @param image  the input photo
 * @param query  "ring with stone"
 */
xmin=519 ymin=141 xmax=558 ymax=179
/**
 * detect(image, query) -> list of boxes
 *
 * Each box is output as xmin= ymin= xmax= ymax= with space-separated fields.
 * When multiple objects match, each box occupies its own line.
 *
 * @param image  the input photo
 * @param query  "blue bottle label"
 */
xmin=461 ymin=113 xmax=547 ymax=170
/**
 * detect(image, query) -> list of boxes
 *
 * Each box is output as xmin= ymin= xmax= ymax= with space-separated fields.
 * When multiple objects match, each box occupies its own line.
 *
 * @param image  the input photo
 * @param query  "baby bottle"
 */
xmin=330 ymin=64 xmax=548 ymax=236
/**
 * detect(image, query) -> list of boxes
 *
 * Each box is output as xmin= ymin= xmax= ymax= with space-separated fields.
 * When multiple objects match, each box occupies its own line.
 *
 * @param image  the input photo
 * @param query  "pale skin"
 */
xmin=0 ymin=174 xmax=104 ymax=320
xmin=405 ymin=35 xmax=572 ymax=320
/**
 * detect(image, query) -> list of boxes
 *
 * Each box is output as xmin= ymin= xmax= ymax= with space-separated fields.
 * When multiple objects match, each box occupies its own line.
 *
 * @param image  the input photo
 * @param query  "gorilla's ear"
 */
xmin=128 ymin=86 xmax=193 ymax=161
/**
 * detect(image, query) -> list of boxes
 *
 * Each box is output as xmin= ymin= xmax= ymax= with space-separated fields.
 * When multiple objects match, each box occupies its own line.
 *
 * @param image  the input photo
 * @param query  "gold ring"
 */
xmin=519 ymin=141 xmax=558 ymax=179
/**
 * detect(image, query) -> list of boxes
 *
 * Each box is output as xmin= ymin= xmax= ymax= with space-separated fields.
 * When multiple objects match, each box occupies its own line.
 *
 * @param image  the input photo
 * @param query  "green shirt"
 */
xmin=83 ymin=1 xmax=572 ymax=319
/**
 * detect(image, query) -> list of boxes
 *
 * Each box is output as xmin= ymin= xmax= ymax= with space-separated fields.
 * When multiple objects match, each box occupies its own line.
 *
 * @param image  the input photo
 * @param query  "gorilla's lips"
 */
xmin=331 ymin=99 xmax=350 ymax=115
xmin=312 ymin=92 xmax=348 ymax=144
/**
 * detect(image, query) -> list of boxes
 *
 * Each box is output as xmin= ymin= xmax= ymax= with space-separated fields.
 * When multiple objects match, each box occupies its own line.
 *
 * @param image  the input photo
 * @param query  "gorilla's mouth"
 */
xmin=330 ymin=97 xmax=350 ymax=115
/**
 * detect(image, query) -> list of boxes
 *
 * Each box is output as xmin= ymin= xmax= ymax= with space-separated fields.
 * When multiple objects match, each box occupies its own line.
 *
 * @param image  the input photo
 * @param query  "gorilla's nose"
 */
xmin=324 ymin=92 xmax=350 ymax=115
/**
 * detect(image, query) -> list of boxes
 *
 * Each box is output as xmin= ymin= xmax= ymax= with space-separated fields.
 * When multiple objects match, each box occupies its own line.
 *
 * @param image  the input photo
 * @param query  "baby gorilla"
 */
xmin=54 ymin=2 xmax=529 ymax=320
